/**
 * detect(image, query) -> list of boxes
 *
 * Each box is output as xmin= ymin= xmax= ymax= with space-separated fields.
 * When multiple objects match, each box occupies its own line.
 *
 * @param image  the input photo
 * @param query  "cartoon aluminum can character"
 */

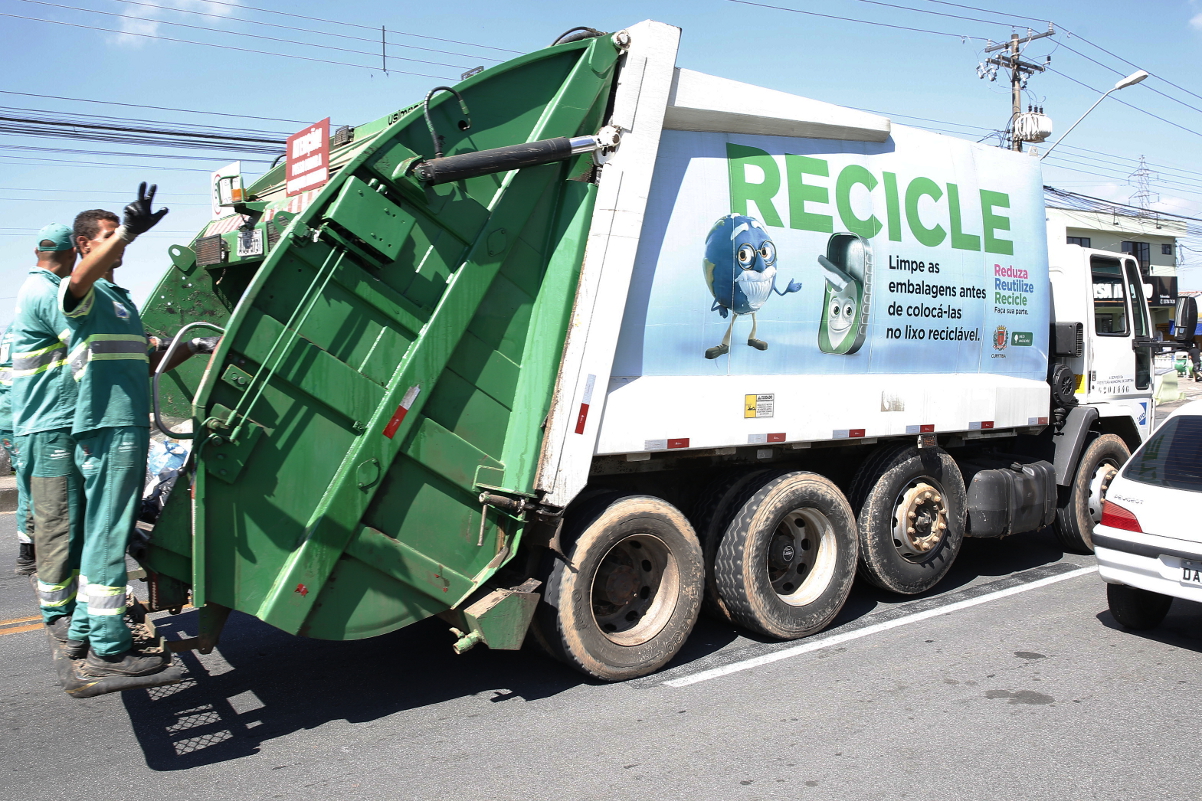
xmin=817 ymin=232 xmax=873 ymax=355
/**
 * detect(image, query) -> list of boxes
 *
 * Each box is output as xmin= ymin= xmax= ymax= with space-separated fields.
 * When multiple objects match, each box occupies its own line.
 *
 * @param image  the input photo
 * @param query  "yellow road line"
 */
xmin=0 ymin=622 xmax=43 ymax=636
xmin=0 ymin=615 xmax=40 ymax=627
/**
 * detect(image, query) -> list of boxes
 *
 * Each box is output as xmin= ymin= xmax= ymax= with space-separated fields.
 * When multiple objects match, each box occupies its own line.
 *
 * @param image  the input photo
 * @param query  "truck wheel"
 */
xmin=1054 ymin=433 xmax=1129 ymax=554
xmin=689 ymin=469 xmax=776 ymax=623
xmin=713 ymin=472 xmax=858 ymax=639
xmin=849 ymin=445 xmax=967 ymax=595
xmin=1107 ymin=583 xmax=1172 ymax=630
xmin=536 ymin=495 xmax=704 ymax=681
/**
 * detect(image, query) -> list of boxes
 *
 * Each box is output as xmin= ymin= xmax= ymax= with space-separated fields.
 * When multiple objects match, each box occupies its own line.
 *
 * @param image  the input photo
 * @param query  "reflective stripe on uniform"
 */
xmin=12 ymin=341 xmax=68 ymax=378
xmin=37 ymin=571 xmax=79 ymax=608
xmin=0 ymin=367 xmax=10 ymax=386
xmin=76 ymin=574 xmax=89 ymax=610
xmin=86 ymin=583 xmax=127 ymax=615
xmin=69 ymin=333 xmax=149 ymax=381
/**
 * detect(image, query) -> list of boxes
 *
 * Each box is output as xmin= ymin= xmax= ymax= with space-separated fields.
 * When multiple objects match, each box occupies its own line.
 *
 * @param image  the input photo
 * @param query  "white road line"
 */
xmin=664 ymin=566 xmax=1097 ymax=688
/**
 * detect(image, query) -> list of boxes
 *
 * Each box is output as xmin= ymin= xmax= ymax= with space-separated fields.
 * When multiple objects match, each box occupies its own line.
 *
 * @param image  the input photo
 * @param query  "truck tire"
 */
xmin=849 ymin=444 xmax=967 ymax=595
xmin=688 ymin=469 xmax=777 ymax=623
xmin=713 ymin=472 xmax=858 ymax=640
xmin=1107 ymin=582 xmax=1172 ymax=630
xmin=1053 ymin=433 xmax=1129 ymax=554
xmin=535 ymin=495 xmax=704 ymax=681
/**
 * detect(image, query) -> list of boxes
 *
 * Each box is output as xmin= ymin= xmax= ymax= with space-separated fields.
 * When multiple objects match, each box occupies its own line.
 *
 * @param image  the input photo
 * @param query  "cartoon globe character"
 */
xmin=702 ymin=214 xmax=802 ymax=359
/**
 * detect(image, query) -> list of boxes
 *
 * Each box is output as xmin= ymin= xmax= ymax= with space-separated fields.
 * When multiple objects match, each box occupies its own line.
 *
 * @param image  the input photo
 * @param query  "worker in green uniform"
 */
xmin=1 ymin=327 xmax=34 ymax=575
xmin=0 ymin=325 xmax=35 ymax=575
xmin=10 ymin=223 xmax=84 ymax=652
xmin=64 ymin=185 xmax=212 ymax=677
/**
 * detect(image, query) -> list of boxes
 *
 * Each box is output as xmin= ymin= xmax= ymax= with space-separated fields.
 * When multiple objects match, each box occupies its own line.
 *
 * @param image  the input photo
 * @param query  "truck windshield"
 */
xmin=1123 ymin=415 xmax=1202 ymax=492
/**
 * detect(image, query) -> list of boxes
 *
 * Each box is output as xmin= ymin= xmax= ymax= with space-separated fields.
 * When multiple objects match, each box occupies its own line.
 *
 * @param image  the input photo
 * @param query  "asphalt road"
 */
xmin=2 ymin=507 xmax=1200 ymax=801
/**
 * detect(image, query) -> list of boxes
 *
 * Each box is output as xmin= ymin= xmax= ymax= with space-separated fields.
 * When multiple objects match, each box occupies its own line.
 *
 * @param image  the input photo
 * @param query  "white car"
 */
xmin=1095 ymin=399 xmax=1202 ymax=630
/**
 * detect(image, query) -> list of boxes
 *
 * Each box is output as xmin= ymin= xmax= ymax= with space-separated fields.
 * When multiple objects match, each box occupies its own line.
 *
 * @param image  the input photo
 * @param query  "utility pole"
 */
xmin=984 ymin=26 xmax=1055 ymax=151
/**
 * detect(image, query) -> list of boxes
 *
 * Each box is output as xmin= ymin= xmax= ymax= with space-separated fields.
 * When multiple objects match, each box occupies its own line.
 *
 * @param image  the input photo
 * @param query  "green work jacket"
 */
xmin=59 ymin=277 xmax=153 ymax=434
xmin=11 ymin=269 xmax=76 ymax=437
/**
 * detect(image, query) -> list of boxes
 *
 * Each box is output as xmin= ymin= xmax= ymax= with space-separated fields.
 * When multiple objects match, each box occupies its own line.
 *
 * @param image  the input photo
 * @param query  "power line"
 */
xmin=0 ymin=110 xmax=286 ymax=155
xmin=0 ymin=154 xmax=216 ymax=173
xmin=0 ymin=196 xmax=210 ymax=205
xmin=1045 ymin=68 xmax=1202 ymax=140
xmin=909 ymin=0 xmax=1202 ymax=105
xmin=0 ymin=89 xmax=319 ymax=126
xmin=104 ymin=0 xmax=505 ymax=63
xmin=1051 ymin=38 xmax=1202 ymax=117
xmin=837 ymin=0 xmax=1048 ymax=28
xmin=0 ymin=142 xmax=273 ymax=164
xmin=16 ymin=0 xmax=475 ymax=70
xmin=187 ymin=0 xmax=523 ymax=54
xmin=0 ymin=11 xmax=455 ymax=79
xmin=724 ymin=0 xmax=994 ymax=41
xmin=1056 ymin=24 xmax=1202 ymax=105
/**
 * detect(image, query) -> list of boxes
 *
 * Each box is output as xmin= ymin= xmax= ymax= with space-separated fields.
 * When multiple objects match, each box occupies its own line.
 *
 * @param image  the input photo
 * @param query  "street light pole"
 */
xmin=1040 ymin=70 xmax=1149 ymax=161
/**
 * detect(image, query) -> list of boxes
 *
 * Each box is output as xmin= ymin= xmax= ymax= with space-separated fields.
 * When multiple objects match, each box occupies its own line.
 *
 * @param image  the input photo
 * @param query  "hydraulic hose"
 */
xmin=414 ymin=134 xmax=605 ymax=185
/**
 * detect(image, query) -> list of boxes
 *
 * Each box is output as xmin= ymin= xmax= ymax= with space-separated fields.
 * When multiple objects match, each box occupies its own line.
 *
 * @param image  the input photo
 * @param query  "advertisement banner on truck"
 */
xmin=613 ymin=127 xmax=1050 ymax=380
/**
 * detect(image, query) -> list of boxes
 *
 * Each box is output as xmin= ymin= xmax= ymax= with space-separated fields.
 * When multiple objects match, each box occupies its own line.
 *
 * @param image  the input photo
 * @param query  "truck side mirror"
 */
xmin=1173 ymin=297 xmax=1198 ymax=343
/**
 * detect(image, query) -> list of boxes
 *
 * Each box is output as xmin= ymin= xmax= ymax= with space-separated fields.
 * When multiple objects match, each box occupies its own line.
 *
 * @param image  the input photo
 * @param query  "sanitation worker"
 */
xmin=0 ymin=325 xmax=36 ymax=575
xmin=63 ymin=185 xmax=214 ymax=677
xmin=10 ymin=223 xmax=85 ymax=652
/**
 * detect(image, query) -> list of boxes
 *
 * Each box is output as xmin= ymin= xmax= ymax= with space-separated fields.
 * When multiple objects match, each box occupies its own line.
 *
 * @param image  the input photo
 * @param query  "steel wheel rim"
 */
xmin=590 ymin=533 xmax=679 ymax=646
xmin=1087 ymin=461 xmax=1119 ymax=524
xmin=891 ymin=478 xmax=949 ymax=561
xmin=766 ymin=508 xmax=839 ymax=607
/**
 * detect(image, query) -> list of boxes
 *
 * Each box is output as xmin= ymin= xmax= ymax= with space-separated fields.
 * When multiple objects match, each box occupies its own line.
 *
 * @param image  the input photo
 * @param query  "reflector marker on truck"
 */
xmin=968 ymin=421 xmax=995 ymax=430
xmin=1028 ymin=416 xmax=1049 ymax=426
xmin=904 ymin=424 xmax=936 ymax=434
xmin=748 ymin=433 xmax=787 ymax=444
xmin=834 ymin=429 xmax=866 ymax=439
xmin=574 ymin=373 xmax=597 ymax=435
xmin=643 ymin=438 xmax=690 ymax=451
xmin=382 ymin=385 xmax=422 ymax=439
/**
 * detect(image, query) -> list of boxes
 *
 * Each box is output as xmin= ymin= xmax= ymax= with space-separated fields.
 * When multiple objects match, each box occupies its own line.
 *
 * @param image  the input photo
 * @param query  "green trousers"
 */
xmin=17 ymin=428 xmax=85 ymax=627
xmin=1 ymin=431 xmax=32 ymax=545
xmin=75 ymin=426 xmax=150 ymax=656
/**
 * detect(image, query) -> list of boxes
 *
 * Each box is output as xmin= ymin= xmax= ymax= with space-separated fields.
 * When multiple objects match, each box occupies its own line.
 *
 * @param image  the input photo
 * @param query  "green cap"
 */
xmin=36 ymin=223 xmax=74 ymax=252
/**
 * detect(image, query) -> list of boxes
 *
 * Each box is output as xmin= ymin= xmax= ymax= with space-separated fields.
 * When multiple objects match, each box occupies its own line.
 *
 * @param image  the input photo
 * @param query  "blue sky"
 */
xmin=1 ymin=0 xmax=1199 ymax=328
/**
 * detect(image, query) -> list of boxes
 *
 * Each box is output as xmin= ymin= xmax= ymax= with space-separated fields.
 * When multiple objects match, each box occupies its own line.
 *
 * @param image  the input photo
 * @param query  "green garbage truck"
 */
xmin=136 ymin=20 xmax=1195 ymax=682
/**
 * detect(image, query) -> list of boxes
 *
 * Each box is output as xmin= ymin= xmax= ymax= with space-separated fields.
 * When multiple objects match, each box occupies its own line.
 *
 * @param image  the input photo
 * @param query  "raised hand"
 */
xmin=119 ymin=182 xmax=170 ymax=242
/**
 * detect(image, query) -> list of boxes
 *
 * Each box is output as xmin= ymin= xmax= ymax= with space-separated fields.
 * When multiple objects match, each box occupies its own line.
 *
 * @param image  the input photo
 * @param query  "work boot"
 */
xmin=81 ymin=648 xmax=169 ymax=678
xmin=44 ymin=617 xmax=88 ymax=658
xmin=14 ymin=542 xmax=35 ymax=575
xmin=46 ymin=615 xmax=72 ymax=642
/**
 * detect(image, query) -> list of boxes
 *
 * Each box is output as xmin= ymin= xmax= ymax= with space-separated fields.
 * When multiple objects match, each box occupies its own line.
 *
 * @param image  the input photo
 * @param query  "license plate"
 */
xmin=237 ymin=229 xmax=264 ymax=258
xmin=1181 ymin=559 xmax=1202 ymax=586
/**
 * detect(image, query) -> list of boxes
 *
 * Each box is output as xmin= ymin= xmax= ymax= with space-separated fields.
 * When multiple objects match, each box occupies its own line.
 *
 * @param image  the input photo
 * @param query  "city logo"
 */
xmin=113 ymin=300 xmax=130 ymax=320
xmin=993 ymin=325 xmax=1008 ymax=350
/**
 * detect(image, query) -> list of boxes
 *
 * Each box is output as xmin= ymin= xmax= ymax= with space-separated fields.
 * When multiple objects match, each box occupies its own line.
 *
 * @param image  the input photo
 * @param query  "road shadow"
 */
xmin=825 ymin=526 xmax=1072 ymax=627
xmin=121 ymin=528 xmax=1069 ymax=770
xmin=123 ymin=605 xmax=746 ymax=771
xmin=1095 ymin=598 xmax=1202 ymax=654
xmin=122 ymin=609 xmax=585 ymax=770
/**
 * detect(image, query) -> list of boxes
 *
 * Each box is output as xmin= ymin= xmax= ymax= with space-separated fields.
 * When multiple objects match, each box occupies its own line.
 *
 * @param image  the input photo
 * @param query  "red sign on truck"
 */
xmin=286 ymin=118 xmax=330 ymax=197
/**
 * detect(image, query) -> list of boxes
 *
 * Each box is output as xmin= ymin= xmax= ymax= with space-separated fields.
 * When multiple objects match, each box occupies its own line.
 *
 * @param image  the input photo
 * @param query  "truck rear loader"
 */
xmin=134 ymin=21 xmax=1199 ymax=682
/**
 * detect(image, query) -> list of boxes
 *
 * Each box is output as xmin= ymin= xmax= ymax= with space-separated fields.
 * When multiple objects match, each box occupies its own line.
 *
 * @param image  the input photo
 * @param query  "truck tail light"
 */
xmin=1100 ymin=500 xmax=1142 ymax=533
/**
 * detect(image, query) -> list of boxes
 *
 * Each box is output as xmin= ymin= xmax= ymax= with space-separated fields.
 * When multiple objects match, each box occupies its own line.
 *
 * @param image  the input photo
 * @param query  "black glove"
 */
xmin=118 ymin=182 xmax=169 ymax=243
xmin=187 ymin=336 xmax=220 ymax=355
